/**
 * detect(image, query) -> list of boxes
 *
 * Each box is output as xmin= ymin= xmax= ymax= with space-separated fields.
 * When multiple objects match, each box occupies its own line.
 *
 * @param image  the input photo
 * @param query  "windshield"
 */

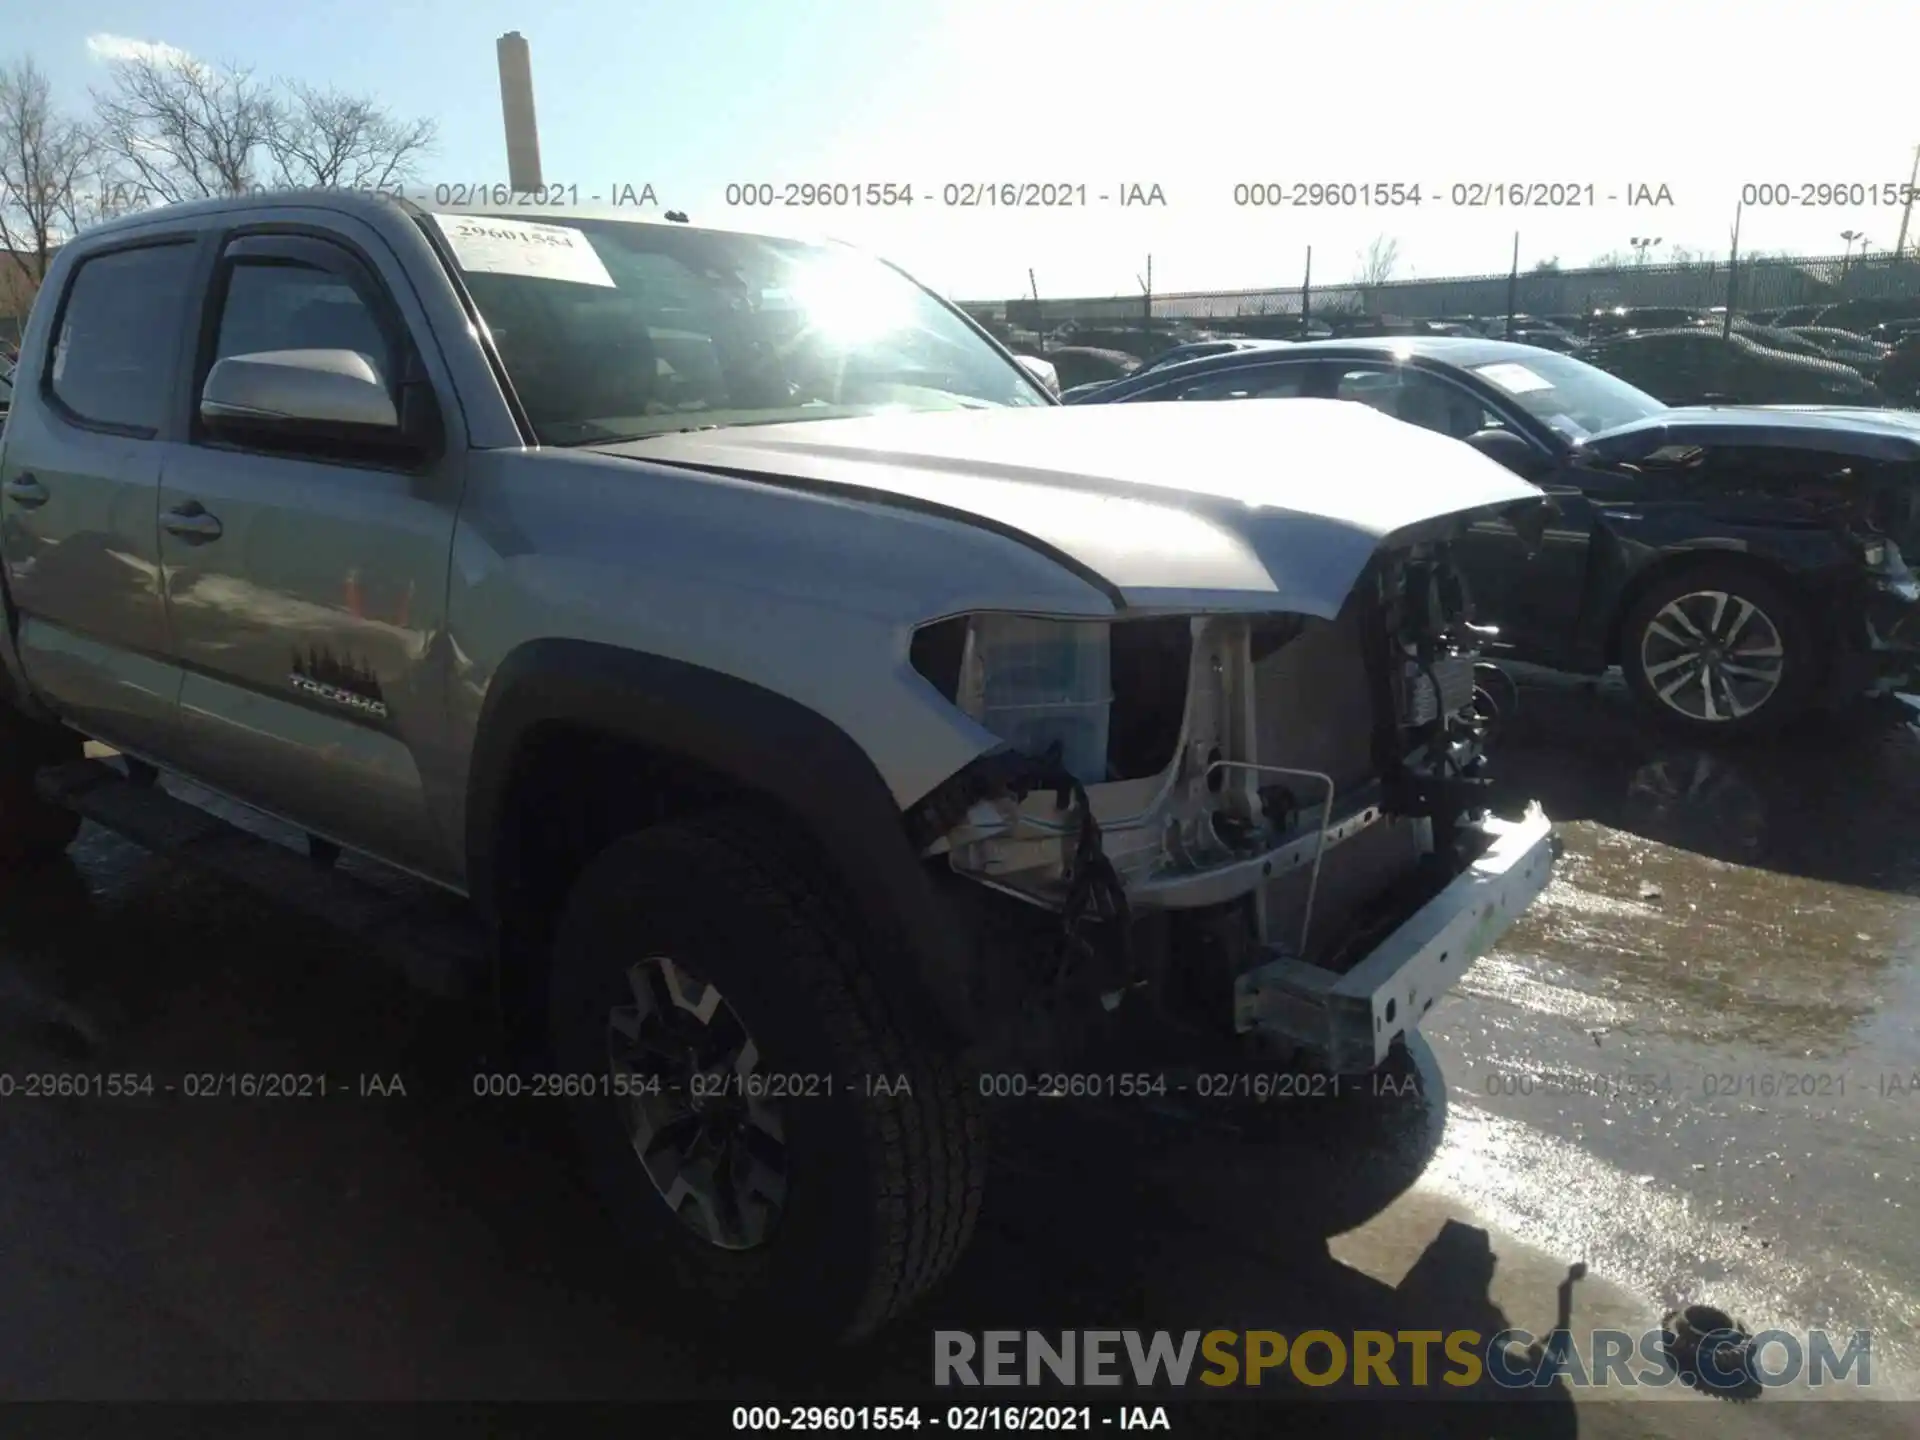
xmin=1468 ymin=351 xmax=1667 ymax=440
xmin=430 ymin=212 xmax=1048 ymax=445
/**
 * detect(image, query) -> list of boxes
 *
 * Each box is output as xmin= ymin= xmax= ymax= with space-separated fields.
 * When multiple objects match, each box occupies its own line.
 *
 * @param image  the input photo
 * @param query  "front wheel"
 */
xmin=547 ymin=808 xmax=986 ymax=1344
xmin=1621 ymin=561 xmax=1817 ymax=739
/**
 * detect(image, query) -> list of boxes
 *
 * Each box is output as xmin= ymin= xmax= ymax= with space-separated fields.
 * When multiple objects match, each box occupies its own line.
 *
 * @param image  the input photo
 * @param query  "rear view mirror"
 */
xmin=201 ymin=348 xmax=401 ymax=440
xmin=1465 ymin=427 xmax=1547 ymax=479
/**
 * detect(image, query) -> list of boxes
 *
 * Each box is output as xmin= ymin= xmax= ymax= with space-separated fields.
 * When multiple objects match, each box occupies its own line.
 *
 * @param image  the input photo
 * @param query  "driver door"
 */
xmin=155 ymin=219 xmax=465 ymax=881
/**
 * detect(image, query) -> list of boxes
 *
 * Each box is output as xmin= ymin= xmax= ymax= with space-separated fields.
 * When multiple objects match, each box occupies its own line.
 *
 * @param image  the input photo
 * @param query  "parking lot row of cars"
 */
xmin=1021 ymin=299 xmax=1920 ymax=409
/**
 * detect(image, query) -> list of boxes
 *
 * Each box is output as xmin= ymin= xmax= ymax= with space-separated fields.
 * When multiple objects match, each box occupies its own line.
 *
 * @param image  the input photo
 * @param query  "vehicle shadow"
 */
xmin=0 ymin=837 xmax=1576 ymax=1435
xmin=762 ymin=1043 xmax=1579 ymax=1437
xmin=1485 ymin=664 xmax=1920 ymax=896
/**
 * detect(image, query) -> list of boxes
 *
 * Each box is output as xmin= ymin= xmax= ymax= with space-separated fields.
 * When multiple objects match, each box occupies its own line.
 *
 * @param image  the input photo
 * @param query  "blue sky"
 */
xmin=12 ymin=0 xmax=1920 ymax=299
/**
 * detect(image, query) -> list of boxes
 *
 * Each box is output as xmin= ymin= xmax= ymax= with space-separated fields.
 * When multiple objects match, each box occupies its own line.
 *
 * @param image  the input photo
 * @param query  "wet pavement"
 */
xmin=2 ymin=673 xmax=1919 ymax=1435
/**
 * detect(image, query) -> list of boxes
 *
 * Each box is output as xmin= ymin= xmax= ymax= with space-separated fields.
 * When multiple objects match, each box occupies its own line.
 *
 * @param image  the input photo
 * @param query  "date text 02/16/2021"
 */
xmin=0 ymin=1072 xmax=407 ymax=1098
xmin=79 ymin=181 xmax=664 ymax=211
xmin=730 ymin=1405 xmax=1172 ymax=1431
xmin=721 ymin=182 xmax=1168 ymax=209
xmin=431 ymin=181 xmax=1170 ymax=209
xmin=1227 ymin=181 xmax=1677 ymax=208
xmin=431 ymin=182 xmax=659 ymax=207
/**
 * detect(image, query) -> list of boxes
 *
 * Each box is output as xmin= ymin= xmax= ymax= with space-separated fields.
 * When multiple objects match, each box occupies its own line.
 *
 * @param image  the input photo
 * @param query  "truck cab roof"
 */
xmin=72 ymin=188 xmax=833 ymax=252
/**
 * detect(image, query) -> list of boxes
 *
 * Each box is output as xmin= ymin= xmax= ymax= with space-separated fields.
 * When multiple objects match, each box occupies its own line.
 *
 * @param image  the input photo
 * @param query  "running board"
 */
xmin=36 ymin=758 xmax=490 ymax=1002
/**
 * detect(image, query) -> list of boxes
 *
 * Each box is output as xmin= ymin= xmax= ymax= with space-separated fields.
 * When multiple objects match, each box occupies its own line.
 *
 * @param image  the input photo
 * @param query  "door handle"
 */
xmin=3 ymin=474 xmax=49 ymax=508
xmin=162 ymin=502 xmax=223 ymax=543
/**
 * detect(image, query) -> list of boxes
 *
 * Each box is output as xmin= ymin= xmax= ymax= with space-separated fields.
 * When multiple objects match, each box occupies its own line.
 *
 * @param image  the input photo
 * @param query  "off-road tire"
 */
xmin=0 ymin=707 xmax=82 ymax=865
xmin=1621 ymin=559 xmax=1818 ymax=740
xmin=548 ymin=807 xmax=986 ymax=1344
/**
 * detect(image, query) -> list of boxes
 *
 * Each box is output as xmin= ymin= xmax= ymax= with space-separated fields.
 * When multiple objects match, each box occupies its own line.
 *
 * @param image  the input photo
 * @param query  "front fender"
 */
xmin=464 ymin=639 xmax=981 ymax=1038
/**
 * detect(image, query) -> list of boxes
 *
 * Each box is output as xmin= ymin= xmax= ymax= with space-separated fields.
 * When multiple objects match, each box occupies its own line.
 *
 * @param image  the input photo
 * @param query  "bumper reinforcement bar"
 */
xmin=1231 ymin=803 xmax=1556 ymax=1073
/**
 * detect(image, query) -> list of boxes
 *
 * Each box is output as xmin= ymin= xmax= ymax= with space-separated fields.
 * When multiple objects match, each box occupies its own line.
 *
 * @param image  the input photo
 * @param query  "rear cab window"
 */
xmin=46 ymin=241 xmax=199 ymax=434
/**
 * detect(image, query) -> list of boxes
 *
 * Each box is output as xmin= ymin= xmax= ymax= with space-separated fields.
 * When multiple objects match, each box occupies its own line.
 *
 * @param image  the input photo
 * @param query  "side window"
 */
xmin=211 ymin=258 xmax=396 ymax=388
xmin=1334 ymin=366 xmax=1500 ymax=439
xmin=1333 ymin=367 xmax=1401 ymax=415
xmin=1167 ymin=364 xmax=1311 ymax=401
xmin=48 ymin=242 xmax=198 ymax=433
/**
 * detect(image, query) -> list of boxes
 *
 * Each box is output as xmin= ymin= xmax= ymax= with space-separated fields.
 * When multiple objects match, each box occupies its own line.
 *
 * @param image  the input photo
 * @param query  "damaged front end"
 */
xmin=905 ymin=537 xmax=1556 ymax=1075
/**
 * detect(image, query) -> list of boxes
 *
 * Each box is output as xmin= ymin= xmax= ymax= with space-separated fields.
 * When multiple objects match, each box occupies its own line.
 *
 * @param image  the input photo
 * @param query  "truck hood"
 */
xmin=600 ymin=399 xmax=1543 ymax=617
xmin=1577 ymin=405 xmax=1920 ymax=464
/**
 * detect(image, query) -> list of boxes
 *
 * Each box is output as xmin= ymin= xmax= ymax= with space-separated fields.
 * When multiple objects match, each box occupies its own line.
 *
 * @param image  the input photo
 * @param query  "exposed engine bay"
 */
xmin=906 ymin=537 xmax=1556 ymax=1074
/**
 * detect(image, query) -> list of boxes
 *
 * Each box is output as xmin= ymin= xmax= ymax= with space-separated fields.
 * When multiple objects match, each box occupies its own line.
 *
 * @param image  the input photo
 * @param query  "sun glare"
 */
xmin=787 ymin=256 xmax=914 ymax=346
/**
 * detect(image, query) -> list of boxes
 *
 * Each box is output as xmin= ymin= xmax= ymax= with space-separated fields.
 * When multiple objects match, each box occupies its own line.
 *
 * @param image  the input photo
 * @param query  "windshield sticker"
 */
xmin=1476 ymin=362 xmax=1553 ymax=394
xmin=432 ymin=214 xmax=615 ymax=287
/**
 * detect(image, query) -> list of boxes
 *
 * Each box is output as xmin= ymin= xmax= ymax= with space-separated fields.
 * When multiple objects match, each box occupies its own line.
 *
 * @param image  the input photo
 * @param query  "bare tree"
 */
xmin=1531 ymin=256 xmax=1561 ymax=273
xmin=1354 ymin=235 xmax=1401 ymax=287
xmin=0 ymin=58 xmax=99 ymax=300
xmin=91 ymin=49 xmax=435 ymax=206
xmin=92 ymin=50 xmax=276 ymax=202
xmin=264 ymin=82 xmax=435 ymax=192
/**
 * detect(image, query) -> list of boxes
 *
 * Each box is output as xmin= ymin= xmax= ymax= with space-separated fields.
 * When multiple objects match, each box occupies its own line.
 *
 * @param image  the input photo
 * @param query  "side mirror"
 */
xmin=1465 ymin=427 xmax=1547 ymax=478
xmin=1014 ymin=353 xmax=1061 ymax=397
xmin=201 ymin=348 xmax=402 ymax=442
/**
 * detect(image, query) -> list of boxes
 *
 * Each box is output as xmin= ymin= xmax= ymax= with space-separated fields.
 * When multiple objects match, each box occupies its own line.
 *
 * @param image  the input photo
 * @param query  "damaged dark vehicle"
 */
xmin=1080 ymin=337 xmax=1920 ymax=737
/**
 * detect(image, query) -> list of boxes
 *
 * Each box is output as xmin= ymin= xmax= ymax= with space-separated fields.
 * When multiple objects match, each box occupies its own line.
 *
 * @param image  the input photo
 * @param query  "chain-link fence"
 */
xmin=966 ymin=250 xmax=1920 ymax=341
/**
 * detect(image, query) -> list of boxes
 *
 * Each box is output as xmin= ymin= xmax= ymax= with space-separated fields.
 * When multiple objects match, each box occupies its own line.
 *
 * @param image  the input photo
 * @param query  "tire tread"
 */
xmin=566 ymin=807 xmax=985 ymax=1341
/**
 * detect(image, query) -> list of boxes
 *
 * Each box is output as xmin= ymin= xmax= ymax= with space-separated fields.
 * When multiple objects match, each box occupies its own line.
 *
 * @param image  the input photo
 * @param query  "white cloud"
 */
xmin=85 ymin=34 xmax=193 ymax=66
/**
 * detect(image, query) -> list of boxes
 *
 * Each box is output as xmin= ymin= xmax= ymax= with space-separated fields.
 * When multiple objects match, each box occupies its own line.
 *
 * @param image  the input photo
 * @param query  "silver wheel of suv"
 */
xmin=1638 ymin=589 xmax=1786 ymax=724
xmin=607 ymin=954 xmax=789 ymax=1251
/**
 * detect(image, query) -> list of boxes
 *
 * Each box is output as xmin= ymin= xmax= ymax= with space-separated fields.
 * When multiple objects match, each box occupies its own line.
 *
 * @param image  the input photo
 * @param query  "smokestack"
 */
xmin=496 ymin=31 xmax=543 ymax=194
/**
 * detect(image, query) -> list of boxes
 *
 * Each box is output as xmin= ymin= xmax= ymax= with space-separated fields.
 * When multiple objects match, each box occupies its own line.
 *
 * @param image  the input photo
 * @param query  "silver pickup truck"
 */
xmin=0 ymin=193 xmax=1555 ymax=1341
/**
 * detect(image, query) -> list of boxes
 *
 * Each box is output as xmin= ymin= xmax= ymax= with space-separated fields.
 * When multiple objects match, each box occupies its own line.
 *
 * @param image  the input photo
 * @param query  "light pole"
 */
xmin=1840 ymin=229 xmax=1864 ymax=278
xmin=1630 ymin=236 xmax=1662 ymax=265
xmin=1896 ymin=143 xmax=1920 ymax=261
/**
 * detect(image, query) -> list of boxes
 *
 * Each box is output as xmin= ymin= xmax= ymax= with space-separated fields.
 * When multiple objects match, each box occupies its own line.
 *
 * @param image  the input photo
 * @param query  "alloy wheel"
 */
xmin=1638 ymin=590 xmax=1786 ymax=724
xmin=606 ymin=955 xmax=789 ymax=1250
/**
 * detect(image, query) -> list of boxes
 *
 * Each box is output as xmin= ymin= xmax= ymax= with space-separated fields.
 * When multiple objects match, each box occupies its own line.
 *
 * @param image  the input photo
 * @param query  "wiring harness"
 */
xmin=905 ymin=743 xmax=1133 ymax=990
